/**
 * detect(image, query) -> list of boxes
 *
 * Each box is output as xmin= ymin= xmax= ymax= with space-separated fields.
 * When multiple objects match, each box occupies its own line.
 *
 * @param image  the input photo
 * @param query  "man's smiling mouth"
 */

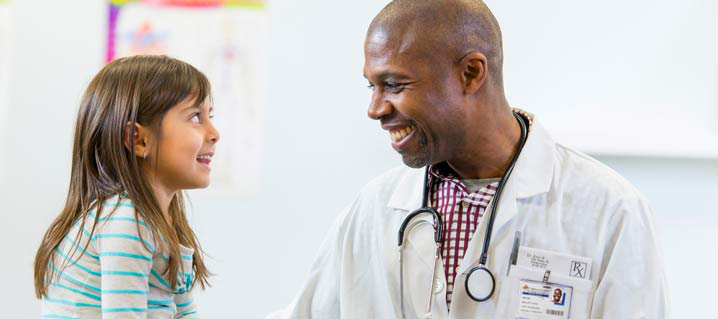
xmin=389 ymin=125 xmax=415 ymax=143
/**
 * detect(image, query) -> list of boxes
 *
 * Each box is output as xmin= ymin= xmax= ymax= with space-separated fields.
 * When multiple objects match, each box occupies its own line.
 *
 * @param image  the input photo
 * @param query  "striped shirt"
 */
xmin=41 ymin=194 xmax=200 ymax=319
xmin=429 ymin=164 xmax=499 ymax=306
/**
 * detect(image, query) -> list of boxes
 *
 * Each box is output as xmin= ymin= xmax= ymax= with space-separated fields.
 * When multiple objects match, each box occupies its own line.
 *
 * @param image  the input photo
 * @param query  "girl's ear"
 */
xmin=124 ymin=121 xmax=152 ymax=159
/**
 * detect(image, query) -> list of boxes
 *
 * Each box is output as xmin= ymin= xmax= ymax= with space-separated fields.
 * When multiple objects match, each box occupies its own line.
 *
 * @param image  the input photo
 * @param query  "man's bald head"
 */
xmin=367 ymin=0 xmax=504 ymax=85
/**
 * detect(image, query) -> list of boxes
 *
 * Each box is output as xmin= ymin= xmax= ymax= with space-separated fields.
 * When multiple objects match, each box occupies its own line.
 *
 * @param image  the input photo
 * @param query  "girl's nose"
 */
xmin=206 ymin=123 xmax=220 ymax=143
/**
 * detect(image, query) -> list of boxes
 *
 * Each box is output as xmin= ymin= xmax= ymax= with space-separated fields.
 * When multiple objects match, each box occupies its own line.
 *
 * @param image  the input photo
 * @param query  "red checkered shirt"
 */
xmin=428 ymin=163 xmax=499 ymax=306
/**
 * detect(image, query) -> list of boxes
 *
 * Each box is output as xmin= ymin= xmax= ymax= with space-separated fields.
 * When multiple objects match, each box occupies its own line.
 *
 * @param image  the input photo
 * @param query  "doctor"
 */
xmin=270 ymin=0 xmax=668 ymax=318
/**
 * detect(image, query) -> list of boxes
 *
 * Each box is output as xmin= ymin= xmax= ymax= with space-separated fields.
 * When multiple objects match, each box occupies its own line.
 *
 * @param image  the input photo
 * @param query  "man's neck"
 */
xmin=446 ymin=109 xmax=522 ymax=179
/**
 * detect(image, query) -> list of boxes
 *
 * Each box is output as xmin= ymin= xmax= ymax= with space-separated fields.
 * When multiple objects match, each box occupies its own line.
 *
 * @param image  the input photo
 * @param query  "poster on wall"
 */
xmin=108 ymin=0 xmax=266 ymax=193
xmin=0 ymin=0 xmax=10 ymax=175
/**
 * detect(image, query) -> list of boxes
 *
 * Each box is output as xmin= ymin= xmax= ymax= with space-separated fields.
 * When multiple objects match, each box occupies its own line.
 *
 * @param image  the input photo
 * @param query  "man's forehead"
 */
xmin=364 ymin=44 xmax=413 ymax=80
xmin=365 ymin=29 xmax=429 ymax=76
xmin=365 ymin=24 xmax=423 ymax=56
xmin=366 ymin=28 xmax=391 ymax=49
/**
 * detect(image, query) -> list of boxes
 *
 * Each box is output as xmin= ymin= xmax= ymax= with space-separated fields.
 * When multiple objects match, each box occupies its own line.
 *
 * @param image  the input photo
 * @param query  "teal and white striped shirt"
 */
xmin=42 ymin=194 xmax=200 ymax=319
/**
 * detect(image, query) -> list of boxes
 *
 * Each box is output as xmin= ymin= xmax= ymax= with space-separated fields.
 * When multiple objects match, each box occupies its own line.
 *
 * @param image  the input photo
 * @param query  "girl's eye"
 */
xmin=209 ymin=110 xmax=215 ymax=120
xmin=191 ymin=113 xmax=200 ymax=123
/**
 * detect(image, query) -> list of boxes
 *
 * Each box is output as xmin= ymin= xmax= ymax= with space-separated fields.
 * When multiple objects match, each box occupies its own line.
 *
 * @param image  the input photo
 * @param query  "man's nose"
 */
xmin=367 ymin=93 xmax=392 ymax=120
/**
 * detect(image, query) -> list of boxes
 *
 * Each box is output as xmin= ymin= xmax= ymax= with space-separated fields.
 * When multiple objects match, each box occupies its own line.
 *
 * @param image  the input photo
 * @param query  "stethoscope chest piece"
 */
xmin=465 ymin=266 xmax=495 ymax=302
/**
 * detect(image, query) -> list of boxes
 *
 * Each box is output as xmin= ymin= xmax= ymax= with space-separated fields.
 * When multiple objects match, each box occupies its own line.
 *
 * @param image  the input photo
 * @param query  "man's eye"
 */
xmin=385 ymin=82 xmax=403 ymax=92
xmin=366 ymin=81 xmax=404 ymax=92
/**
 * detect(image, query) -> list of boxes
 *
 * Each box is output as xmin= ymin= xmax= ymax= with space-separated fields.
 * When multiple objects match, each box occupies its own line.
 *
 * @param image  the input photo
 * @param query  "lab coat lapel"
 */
xmin=509 ymin=120 xmax=555 ymax=199
xmin=490 ymin=120 xmax=556 ymax=240
xmin=386 ymin=167 xmax=425 ymax=212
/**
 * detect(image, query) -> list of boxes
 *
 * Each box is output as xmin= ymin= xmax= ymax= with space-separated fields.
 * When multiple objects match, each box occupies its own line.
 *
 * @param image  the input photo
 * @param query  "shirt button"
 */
xmin=462 ymin=202 xmax=469 ymax=210
xmin=434 ymin=279 xmax=444 ymax=294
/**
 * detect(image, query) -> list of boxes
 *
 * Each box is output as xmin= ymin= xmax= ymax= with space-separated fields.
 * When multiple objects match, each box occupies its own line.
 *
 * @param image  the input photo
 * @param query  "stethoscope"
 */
xmin=397 ymin=111 xmax=529 ymax=318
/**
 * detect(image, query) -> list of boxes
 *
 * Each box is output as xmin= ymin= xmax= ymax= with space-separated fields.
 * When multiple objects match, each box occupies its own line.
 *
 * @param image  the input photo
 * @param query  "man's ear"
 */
xmin=459 ymin=51 xmax=488 ymax=95
xmin=124 ymin=121 xmax=152 ymax=159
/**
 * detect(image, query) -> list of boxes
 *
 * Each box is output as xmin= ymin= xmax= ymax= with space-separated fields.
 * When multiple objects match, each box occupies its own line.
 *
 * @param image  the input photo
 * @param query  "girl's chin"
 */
xmin=190 ymin=180 xmax=211 ymax=189
xmin=178 ymin=177 xmax=211 ymax=190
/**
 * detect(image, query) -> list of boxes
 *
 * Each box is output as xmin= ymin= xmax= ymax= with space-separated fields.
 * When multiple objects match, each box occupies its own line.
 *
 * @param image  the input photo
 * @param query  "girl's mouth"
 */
xmin=196 ymin=153 xmax=213 ymax=168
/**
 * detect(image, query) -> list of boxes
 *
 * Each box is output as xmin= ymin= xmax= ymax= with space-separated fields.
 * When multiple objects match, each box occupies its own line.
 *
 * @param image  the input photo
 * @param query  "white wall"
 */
xmin=494 ymin=0 xmax=718 ymax=158
xmin=0 ymin=1 xmax=715 ymax=318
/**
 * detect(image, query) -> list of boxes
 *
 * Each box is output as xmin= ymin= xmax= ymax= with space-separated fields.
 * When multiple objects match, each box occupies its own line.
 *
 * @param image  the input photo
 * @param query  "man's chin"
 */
xmin=400 ymin=153 xmax=430 ymax=169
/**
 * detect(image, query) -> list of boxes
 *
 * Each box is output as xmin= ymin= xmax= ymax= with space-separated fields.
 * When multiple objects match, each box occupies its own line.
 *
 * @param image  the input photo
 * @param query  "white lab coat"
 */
xmin=269 ymin=121 xmax=669 ymax=319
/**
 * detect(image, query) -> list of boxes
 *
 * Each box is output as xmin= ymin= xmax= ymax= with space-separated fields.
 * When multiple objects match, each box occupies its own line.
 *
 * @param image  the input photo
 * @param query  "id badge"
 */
xmin=516 ymin=279 xmax=572 ymax=319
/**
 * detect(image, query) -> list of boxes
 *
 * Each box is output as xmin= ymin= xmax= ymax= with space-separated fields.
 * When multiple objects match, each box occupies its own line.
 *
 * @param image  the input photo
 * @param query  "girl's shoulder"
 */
xmin=94 ymin=193 xmax=137 ymax=219
xmin=87 ymin=193 xmax=158 ymax=250
xmin=89 ymin=193 xmax=152 ymax=236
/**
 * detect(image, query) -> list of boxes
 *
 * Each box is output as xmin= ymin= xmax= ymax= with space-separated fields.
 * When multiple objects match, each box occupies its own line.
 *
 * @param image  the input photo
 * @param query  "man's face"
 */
xmin=553 ymin=289 xmax=562 ymax=302
xmin=363 ymin=28 xmax=466 ymax=168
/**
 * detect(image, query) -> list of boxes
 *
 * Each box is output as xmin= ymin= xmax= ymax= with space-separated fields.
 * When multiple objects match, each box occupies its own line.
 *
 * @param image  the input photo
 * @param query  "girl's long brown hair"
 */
xmin=34 ymin=55 xmax=211 ymax=298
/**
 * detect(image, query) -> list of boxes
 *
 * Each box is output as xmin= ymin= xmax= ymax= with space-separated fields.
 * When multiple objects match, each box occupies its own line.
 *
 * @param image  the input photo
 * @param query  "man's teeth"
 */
xmin=197 ymin=154 xmax=211 ymax=160
xmin=390 ymin=125 xmax=415 ymax=143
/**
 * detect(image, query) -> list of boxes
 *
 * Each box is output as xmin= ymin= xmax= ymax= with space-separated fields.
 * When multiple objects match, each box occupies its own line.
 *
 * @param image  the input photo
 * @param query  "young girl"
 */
xmin=34 ymin=55 xmax=219 ymax=318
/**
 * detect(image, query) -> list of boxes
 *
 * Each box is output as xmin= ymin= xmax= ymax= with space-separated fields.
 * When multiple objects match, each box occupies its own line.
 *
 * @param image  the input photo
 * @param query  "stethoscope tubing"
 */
xmin=477 ymin=111 xmax=529 ymax=267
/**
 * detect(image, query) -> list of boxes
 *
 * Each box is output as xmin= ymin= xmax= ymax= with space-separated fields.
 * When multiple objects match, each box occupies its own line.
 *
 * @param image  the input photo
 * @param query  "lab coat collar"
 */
xmin=387 ymin=119 xmax=556 ymax=211
xmin=507 ymin=119 xmax=556 ymax=199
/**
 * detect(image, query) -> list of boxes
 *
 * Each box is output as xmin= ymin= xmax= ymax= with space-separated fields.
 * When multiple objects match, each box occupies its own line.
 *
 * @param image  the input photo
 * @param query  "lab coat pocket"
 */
xmin=498 ymin=264 xmax=594 ymax=319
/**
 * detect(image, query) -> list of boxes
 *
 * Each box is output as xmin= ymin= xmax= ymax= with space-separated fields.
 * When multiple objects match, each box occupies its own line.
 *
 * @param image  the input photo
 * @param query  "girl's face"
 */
xmin=148 ymin=96 xmax=219 ymax=192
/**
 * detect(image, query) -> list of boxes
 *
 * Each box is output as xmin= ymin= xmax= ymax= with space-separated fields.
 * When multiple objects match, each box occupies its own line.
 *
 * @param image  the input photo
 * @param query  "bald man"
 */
xmin=269 ymin=1 xmax=668 ymax=318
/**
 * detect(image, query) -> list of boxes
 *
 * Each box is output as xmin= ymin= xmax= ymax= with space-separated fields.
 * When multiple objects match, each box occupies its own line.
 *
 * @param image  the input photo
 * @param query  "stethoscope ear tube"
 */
xmin=397 ymin=166 xmax=444 ymax=247
xmin=397 ymin=207 xmax=443 ymax=246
